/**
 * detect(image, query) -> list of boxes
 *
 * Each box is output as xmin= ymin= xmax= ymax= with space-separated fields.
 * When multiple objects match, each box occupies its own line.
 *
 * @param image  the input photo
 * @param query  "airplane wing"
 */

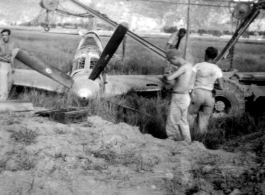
xmin=105 ymin=75 xmax=165 ymax=95
xmin=13 ymin=69 xmax=65 ymax=93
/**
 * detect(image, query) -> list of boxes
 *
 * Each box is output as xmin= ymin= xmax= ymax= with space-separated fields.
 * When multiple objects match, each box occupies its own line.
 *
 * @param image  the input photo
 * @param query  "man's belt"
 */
xmin=193 ymin=88 xmax=216 ymax=96
xmin=172 ymin=91 xmax=190 ymax=94
xmin=193 ymin=88 xmax=213 ymax=92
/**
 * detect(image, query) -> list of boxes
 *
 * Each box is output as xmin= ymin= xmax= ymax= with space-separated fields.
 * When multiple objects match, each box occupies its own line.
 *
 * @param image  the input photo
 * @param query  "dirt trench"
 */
xmin=0 ymin=111 xmax=263 ymax=195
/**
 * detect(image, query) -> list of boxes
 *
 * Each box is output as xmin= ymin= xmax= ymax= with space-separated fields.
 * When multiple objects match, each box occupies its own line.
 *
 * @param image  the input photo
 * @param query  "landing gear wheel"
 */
xmin=213 ymin=78 xmax=245 ymax=117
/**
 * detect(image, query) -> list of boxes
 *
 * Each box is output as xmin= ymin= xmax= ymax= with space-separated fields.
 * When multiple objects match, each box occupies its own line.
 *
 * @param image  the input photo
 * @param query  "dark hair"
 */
xmin=1 ymin=29 xmax=11 ymax=35
xmin=179 ymin=28 xmax=186 ymax=34
xmin=205 ymin=47 xmax=218 ymax=59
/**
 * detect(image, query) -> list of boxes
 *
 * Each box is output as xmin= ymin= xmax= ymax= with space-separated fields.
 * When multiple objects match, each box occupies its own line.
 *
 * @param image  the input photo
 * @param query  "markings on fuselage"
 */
xmin=46 ymin=68 xmax=52 ymax=74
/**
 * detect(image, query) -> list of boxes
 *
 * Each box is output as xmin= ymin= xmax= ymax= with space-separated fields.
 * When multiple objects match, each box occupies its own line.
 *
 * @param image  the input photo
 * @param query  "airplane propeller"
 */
xmin=88 ymin=24 xmax=128 ymax=81
xmin=14 ymin=49 xmax=74 ymax=89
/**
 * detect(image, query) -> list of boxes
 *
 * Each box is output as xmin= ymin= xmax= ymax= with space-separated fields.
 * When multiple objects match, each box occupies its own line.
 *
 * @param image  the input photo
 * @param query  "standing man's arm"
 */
xmin=215 ymin=78 xmax=224 ymax=90
xmin=175 ymin=38 xmax=182 ymax=50
xmin=163 ymin=66 xmax=186 ymax=81
xmin=215 ymin=67 xmax=224 ymax=90
xmin=0 ymin=56 xmax=11 ymax=62
xmin=165 ymin=43 xmax=171 ymax=52
xmin=0 ymin=45 xmax=5 ymax=57
xmin=0 ymin=47 xmax=10 ymax=62
xmin=12 ymin=41 xmax=19 ymax=49
xmin=175 ymin=29 xmax=186 ymax=50
xmin=165 ymin=32 xmax=178 ymax=52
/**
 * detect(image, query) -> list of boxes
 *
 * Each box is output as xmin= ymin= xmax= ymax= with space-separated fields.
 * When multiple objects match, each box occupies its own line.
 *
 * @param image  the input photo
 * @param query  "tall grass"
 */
xmin=12 ymin=30 xmax=265 ymax=74
xmin=9 ymin=29 xmax=265 ymax=150
xmin=17 ymin=86 xmax=265 ymax=152
xmin=201 ymin=114 xmax=264 ymax=149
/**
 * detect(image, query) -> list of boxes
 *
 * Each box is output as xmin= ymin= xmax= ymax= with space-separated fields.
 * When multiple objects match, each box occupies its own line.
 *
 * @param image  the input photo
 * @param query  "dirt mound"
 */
xmin=0 ymin=111 xmax=262 ymax=195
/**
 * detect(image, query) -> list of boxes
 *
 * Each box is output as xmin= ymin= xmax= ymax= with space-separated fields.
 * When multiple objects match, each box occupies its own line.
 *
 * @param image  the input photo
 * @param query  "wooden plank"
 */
xmin=0 ymin=100 xmax=34 ymax=112
xmin=35 ymin=108 xmax=90 ymax=124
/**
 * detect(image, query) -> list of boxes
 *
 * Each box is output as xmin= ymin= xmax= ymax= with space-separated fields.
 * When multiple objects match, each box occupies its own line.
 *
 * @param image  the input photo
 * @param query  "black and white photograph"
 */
xmin=0 ymin=0 xmax=264 ymax=194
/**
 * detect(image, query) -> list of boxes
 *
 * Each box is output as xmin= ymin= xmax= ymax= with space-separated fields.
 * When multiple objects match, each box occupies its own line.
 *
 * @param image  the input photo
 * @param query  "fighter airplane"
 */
xmin=0 ymin=24 xmax=164 ymax=101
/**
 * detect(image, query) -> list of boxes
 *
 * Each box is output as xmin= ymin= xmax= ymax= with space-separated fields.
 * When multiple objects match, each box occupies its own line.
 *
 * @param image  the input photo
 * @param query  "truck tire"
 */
xmin=214 ymin=78 xmax=245 ymax=116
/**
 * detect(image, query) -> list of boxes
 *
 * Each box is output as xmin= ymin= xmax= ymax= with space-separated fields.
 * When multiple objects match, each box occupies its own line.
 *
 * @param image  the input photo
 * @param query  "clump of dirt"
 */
xmin=0 ymin=111 xmax=263 ymax=195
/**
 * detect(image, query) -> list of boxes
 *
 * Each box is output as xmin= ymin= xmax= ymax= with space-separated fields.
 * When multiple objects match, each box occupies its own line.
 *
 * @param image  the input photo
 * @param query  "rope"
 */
xmin=105 ymin=100 xmax=153 ymax=118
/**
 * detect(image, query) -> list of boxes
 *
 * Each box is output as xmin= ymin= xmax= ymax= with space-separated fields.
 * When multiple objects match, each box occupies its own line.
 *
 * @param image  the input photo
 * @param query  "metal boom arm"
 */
xmin=214 ymin=7 xmax=260 ymax=64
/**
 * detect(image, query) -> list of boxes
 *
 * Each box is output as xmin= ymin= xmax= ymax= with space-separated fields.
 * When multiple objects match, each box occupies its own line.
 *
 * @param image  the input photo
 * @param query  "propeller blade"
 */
xmin=15 ymin=49 xmax=73 ymax=89
xmin=89 ymin=24 xmax=128 ymax=80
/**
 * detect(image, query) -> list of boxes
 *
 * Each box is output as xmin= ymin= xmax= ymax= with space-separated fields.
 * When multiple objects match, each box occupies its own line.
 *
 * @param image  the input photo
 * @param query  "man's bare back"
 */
xmin=170 ymin=63 xmax=194 ymax=92
xmin=163 ymin=49 xmax=194 ymax=142
xmin=164 ymin=57 xmax=194 ymax=92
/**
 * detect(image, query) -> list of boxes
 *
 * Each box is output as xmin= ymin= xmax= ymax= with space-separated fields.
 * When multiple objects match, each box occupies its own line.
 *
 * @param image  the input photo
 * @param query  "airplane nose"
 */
xmin=78 ymin=88 xmax=93 ymax=100
xmin=71 ymin=77 xmax=100 ymax=100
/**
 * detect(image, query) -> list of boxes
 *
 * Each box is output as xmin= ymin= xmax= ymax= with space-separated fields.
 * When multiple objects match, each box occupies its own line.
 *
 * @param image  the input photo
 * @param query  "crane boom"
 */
xmin=69 ymin=0 xmax=167 ymax=60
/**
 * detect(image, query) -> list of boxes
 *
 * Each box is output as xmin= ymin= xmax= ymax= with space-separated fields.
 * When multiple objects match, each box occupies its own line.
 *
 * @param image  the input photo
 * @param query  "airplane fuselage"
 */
xmin=69 ymin=31 xmax=103 ymax=99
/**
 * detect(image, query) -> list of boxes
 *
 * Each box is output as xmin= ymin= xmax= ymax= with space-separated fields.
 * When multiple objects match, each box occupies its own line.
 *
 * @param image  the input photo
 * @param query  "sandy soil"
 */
xmin=0 ymin=110 xmax=263 ymax=195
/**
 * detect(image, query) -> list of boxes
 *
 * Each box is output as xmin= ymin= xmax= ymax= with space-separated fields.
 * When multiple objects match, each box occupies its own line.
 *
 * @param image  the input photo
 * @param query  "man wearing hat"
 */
xmin=162 ymin=49 xmax=194 ymax=142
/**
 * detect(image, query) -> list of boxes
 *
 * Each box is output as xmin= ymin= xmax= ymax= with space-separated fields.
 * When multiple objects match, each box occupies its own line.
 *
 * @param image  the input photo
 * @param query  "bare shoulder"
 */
xmin=183 ymin=63 xmax=193 ymax=71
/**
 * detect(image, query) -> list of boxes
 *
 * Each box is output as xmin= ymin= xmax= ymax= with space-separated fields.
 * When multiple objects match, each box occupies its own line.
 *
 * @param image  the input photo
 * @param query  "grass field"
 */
xmin=10 ymin=29 xmax=265 ymax=149
xmin=12 ymin=30 xmax=265 ymax=74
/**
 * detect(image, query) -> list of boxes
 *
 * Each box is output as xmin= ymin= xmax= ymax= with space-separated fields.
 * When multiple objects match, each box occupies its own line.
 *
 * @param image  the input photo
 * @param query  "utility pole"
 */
xmin=184 ymin=0 xmax=191 ymax=59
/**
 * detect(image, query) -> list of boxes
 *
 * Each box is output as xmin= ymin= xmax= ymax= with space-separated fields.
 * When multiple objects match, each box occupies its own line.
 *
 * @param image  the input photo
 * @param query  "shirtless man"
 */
xmin=162 ymin=49 xmax=194 ymax=142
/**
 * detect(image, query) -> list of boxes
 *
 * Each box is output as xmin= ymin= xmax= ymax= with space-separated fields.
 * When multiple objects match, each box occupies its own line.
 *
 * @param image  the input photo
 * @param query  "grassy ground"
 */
xmin=10 ymin=29 xmax=265 ymax=150
xmin=3 ymin=29 xmax=264 ymax=195
xmin=12 ymin=30 xmax=265 ymax=74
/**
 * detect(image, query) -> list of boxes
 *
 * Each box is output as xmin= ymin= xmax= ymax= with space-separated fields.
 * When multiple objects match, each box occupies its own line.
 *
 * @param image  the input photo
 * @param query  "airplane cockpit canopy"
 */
xmin=76 ymin=57 xmax=98 ymax=70
xmin=71 ymin=31 xmax=102 ymax=74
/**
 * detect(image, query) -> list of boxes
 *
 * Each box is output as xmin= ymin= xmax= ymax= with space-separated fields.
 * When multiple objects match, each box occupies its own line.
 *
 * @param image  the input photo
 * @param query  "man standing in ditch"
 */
xmin=162 ymin=49 xmax=194 ymax=142
xmin=188 ymin=47 xmax=224 ymax=137
xmin=0 ymin=29 xmax=17 ymax=64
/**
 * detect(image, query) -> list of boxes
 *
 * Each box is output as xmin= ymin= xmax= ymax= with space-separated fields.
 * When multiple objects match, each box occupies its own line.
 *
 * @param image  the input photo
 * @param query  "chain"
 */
xmin=54 ymin=4 xmax=94 ymax=18
xmin=56 ymin=9 xmax=93 ymax=18
xmin=228 ymin=20 xmax=241 ymax=70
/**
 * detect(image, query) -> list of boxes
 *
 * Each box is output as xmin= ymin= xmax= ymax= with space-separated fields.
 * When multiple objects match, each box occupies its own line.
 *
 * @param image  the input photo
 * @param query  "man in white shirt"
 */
xmin=189 ymin=47 xmax=224 ymax=136
xmin=165 ymin=28 xmax=186 ymax=52
xmin=164 ymin=28 xmax=186 ymax=75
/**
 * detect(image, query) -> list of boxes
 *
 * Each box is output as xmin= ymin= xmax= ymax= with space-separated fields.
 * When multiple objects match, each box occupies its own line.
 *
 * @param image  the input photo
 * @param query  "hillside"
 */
xmin=1 ymin=0 xmax=265 ymax=32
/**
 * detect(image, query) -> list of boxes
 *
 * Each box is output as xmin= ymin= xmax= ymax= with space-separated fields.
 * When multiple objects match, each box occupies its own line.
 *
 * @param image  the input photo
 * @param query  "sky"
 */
xmin=1 ymin=0 xmax=264 ymax=32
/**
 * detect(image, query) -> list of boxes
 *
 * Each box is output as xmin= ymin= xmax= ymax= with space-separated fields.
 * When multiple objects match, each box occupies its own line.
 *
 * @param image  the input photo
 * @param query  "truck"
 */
xmin=212 ymin=0 xmax=265 ymax=116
